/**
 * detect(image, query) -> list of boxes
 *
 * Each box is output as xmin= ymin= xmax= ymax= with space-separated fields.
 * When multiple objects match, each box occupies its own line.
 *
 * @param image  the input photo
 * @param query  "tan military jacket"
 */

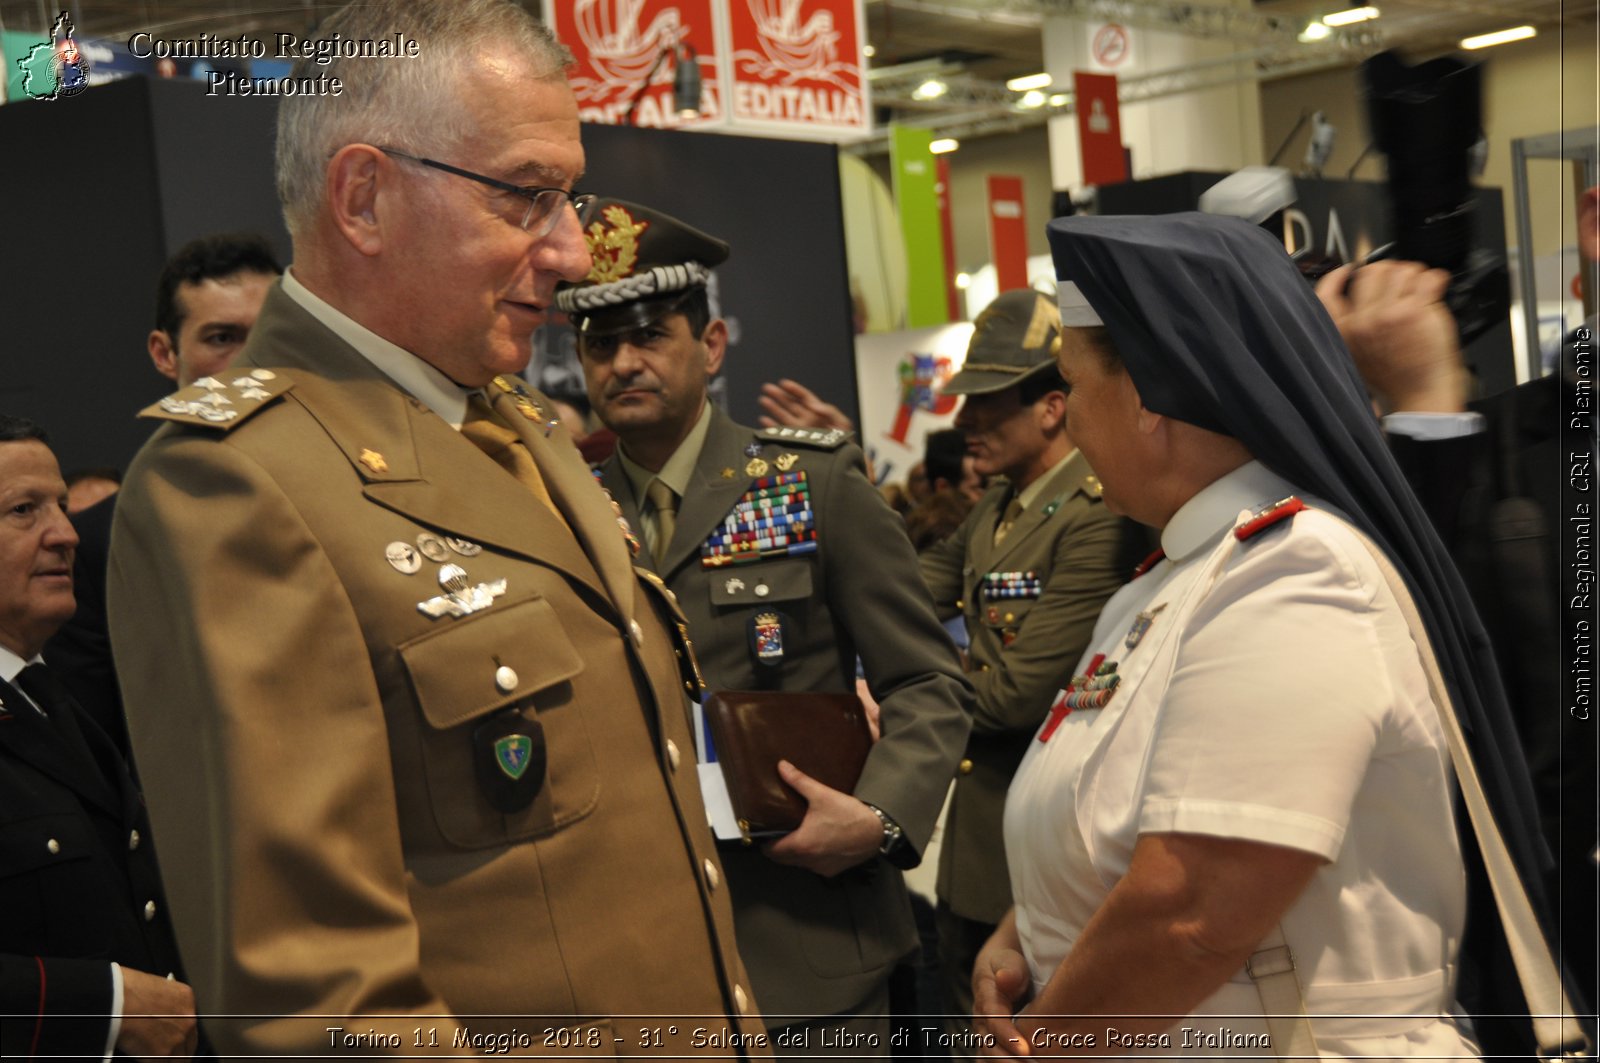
xmin=600 ymin=409 xmax=972 ymax=1020
xmin=107 ymin=287 xmax=770 ymax=1057
xmin=919 ymin=450 xmax=1137 ymax=923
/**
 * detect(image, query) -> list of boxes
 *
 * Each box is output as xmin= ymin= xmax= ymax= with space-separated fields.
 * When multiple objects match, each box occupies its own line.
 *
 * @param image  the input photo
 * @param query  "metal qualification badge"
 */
xmin=416 ymin=563 xmax=507 ymax=619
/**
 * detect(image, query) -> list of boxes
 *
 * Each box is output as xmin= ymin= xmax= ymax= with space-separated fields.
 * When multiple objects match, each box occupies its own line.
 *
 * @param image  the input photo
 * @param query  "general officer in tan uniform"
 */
xmin=106 ymin=2 xmax=767 ymax=1056
xmin=563 ymin=200 xmax=972 ymax=1057
xmin=917 ymin=291 xmax=1140 ymax=1052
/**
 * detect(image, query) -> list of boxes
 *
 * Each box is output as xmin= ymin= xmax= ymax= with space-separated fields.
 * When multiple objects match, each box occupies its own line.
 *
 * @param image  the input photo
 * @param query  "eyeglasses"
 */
xmin=379 ymin=148 xmax=597 ymax=237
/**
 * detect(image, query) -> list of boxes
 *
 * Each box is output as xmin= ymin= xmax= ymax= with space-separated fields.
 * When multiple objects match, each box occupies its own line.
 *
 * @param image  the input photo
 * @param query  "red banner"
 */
xmin=987 ymin=174 xmax=1028 ymax=293
xmin=1072 ymin=70 xmax=1126 ymax=187
xmin=545 ymin=0 xmax=722 ymax=128
xmin=938 ymin=154 xmax=959 ymax=321
xmin=725 ymin=0 xmax=869 ymax=137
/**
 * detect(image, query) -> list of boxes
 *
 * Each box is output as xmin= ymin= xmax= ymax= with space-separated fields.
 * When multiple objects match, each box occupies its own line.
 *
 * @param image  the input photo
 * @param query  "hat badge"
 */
xmin=584 ymin=204 xmax=649 ymax=285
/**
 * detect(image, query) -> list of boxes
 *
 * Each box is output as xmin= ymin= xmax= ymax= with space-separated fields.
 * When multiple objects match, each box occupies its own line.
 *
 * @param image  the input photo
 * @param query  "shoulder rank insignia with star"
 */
xmin=491 ymin=375 xmax=561 ymax=436
xmin=756 ymin=425 xmax=849 ymax=450
xmin=1233 ymin=496 xmax=1306 ymax=542
xmin=139 ymin=368 xmax=292 ymax=431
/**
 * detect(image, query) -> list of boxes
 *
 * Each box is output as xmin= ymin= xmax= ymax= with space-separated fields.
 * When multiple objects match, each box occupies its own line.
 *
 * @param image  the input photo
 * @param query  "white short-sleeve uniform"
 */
xmin=1003 ymin=461 xmax=1477 ymax=1060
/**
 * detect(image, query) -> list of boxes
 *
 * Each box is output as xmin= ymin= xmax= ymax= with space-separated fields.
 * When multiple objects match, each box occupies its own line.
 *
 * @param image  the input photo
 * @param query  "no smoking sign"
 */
xmin=1091 ymin=23 xmax=1130 ymax=69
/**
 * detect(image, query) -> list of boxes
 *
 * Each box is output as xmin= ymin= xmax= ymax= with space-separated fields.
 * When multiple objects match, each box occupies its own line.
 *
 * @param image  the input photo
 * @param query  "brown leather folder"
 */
xmin=702 ymin=689 xmax=873 ymax=840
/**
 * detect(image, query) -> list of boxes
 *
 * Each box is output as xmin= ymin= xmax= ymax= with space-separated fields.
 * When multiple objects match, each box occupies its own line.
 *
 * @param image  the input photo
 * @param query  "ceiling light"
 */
xmin=1298 ymin=21 xmax=1332 ymax=41
xmin=1019 ymin=90 xmax=1046 ymax=108
xmin=1322 ymin=6 xmax=1379 ymax=26
xmin=864 ymin=44 xmax=876 ymax=58
xmin=913 ymin=78 xmax=947 ymax=100
xmin=930 ymin=138 xmax=960 ymax=154
xmin=955 ymin=272 xmax=972 ymax=289
xmin=1048 ymin=93 xmax=1069 ymax=107
xmin=1460 ymin=24 xmax=1536 ymax=48
xmin=1006 ymin=72 xmax=1052 ymax=92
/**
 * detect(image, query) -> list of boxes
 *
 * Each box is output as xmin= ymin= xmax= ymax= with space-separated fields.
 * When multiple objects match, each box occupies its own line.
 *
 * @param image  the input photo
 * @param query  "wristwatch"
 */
xmin=864 ymin=802 xmax=916 ymax=869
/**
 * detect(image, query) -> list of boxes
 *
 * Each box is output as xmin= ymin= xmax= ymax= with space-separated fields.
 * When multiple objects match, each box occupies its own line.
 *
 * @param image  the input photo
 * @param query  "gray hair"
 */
xmin=275 ymin=0 xmax=572 ymax=236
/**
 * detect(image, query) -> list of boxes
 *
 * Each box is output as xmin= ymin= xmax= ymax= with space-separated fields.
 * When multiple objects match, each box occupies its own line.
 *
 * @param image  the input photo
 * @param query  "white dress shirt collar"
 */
xmin=0 ymin=644 xmax=38 ymax=686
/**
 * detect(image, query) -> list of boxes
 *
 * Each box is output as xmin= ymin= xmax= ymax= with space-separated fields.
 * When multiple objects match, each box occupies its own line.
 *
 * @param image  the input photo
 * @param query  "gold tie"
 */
xmin=993 ymin=496 xmax=1024 ymax=547
xmin=460 ymin=395 xmax=567 ymax=527
xmin=645 ymin=478 xmax=678 ymax=567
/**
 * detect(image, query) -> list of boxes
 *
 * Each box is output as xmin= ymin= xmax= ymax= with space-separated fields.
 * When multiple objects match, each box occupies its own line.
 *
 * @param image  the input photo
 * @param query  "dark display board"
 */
xmin=0 ymin=79 xmax=854 ymax=473
xmin=1096 ymin=171 xmax=1516 ymax=398
xmin=0 ymin=77 xmax=289 ymax=475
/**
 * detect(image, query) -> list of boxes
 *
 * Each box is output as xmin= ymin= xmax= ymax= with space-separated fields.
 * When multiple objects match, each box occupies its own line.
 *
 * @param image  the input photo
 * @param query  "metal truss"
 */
xmin=853 ymin=27 xmax=1385 ymax=154
xmin=873 ymin=0 xmax=1306 ymax=45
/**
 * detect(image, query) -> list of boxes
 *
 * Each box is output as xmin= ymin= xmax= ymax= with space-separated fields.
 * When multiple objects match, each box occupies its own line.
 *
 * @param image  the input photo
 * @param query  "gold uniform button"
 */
xmin=143 ymin=900 xmax=158 ymax=921
xmin=47 ymin=838 xmax=60 ymax=855
xmin=734 ymin=984 xmax=750 ymax=1014
xmin=1004 ymin=612 xmax=1015 ymax=623
xmin=979 ymin=664 xmax=991 ymax=672
xmin=494 ymin=666 xmax=519 ymax=693
xmin=959 ymin=759 xmax=974 ymax=775
xmin=955 ymin=599 xmax=965 ymax=610
xmin=128 ymin=829 xmax=141 ymax=851
xmin=667 ymin=740 xmax=681 ymax=771
xmin=703 ymin=858 xmax=720 ymax=890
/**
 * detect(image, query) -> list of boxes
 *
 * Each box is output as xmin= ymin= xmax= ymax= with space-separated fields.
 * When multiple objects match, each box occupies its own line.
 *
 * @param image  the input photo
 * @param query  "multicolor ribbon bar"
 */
xmin=982 ymin=571 xmax=1043 ymax=599
xmin=701 ymin=539 xmax=819 ymax=567
xmin=1039 ymin=654 xmax=1120 ymax=741
xmin=702 ymin=472 xmax=819 ymax=568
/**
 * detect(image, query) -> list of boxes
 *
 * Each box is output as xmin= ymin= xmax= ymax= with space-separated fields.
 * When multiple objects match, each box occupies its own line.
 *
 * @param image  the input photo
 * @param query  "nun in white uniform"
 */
xmin=972 ymin=214 xmax=1567 ymax=1061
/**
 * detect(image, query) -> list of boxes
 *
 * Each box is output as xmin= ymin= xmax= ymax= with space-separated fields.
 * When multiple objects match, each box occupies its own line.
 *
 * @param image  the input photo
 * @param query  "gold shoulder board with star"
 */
xmin=138 ymin=370 xmax=293 ymax=432
xmin=490 ymin=375 xmax=552 ymax=424
xmin=756 ymin=426 xmax=850 ymax=451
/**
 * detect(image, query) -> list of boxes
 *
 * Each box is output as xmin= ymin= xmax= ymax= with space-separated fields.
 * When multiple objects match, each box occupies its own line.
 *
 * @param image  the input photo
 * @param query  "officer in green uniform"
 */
xmin=562 ymin=200 xmax=972 ymax=1057
xmin=918 ymin=290 xmax=1143 ymax=1052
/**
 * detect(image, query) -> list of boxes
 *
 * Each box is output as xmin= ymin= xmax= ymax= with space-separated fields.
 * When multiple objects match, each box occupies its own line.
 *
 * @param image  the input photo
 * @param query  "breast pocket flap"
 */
xmin=708 ymin=560 xmax=813 ymax=607
xmin=399 ymin=595 xmax=584 ymax=731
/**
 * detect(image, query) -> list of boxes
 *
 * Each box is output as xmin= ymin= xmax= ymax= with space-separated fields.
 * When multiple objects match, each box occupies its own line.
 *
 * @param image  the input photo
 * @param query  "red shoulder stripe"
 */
xmin=31 ymin=954 xmax=46 ymax=1057
xmin=1233 ymin=496 xmax=1306 ymax=542
xmin=1132 ymin=548 xmax=1165 ymax=578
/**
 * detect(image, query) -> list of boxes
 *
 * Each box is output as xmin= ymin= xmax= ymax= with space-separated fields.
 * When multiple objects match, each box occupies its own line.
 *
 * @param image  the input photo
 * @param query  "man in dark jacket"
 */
xmin=0 ymin=413 xmax=196 ymax=1060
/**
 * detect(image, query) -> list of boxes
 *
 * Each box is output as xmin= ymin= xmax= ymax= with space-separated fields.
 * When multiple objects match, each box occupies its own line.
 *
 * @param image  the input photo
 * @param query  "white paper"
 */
xmin=698 ymin=761 xmax=745 ymax=841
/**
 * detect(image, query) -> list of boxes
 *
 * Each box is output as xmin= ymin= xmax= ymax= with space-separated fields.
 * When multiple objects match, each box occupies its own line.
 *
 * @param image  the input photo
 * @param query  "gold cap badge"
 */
xmin=584 ymin=204 xmax=649 ymax=285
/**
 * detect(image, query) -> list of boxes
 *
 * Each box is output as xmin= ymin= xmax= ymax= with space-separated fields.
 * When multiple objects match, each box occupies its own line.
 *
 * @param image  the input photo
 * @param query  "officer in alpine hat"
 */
xmin=564 ymin=198 xmax=972 ymax=1058
xmin=918 ymin=289 xmax=1142 ymax=1055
